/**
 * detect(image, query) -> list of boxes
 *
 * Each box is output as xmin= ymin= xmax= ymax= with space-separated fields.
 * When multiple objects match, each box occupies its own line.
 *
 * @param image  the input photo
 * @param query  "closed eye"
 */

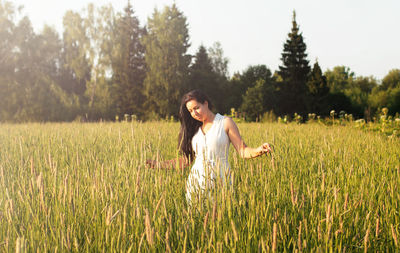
xmin=188 ymin=106 xmax=199 ymax=113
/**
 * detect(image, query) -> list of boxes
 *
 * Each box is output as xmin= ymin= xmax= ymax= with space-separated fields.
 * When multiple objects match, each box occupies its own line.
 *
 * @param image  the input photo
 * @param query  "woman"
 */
xmin=149 ymin=90 xmax=272 ymax=202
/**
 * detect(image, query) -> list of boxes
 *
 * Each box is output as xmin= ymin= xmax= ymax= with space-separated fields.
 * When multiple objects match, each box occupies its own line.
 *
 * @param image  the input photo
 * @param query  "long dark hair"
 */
xmin=178 ymin=90 xmax=213 ymax=162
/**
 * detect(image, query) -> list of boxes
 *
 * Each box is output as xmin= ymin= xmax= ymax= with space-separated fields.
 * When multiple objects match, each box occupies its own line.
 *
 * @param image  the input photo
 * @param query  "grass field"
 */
xmin=0 ymin=121 xmax=399 ymax=252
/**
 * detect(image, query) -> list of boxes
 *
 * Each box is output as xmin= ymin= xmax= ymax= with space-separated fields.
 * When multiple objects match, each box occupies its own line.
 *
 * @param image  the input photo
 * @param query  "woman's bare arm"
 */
xmin=224 ymin=117 xmax=272 ymax=159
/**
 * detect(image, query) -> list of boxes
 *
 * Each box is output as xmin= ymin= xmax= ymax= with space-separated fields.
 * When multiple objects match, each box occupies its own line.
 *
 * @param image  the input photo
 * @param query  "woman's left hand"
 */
xmin=260 ymin=143 xmax=273 ymax=155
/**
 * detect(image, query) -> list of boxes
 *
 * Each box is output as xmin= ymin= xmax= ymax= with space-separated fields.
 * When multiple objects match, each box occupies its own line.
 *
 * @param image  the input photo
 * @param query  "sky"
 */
xmin=12 ymin=0 xmax=400 ymax=80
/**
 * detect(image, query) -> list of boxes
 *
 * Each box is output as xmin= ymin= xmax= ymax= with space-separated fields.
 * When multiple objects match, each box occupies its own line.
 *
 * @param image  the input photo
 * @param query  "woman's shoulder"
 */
xmin=216 ymin=113 xmax=229 ymax=123
xmin=216 ymin=113 xmax=231 ymax=121
xmin=221 ymin=115 xmax=236 ymax=132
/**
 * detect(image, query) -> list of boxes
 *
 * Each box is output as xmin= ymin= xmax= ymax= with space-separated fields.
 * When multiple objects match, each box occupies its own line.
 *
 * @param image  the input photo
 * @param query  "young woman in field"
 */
xmin=148 ymin=90 xmax=272 ymax=201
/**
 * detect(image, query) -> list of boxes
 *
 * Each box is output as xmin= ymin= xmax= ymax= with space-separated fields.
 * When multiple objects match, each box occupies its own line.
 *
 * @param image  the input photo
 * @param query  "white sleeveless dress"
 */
xmin=186 ymin=113 xmax=231 ymax=201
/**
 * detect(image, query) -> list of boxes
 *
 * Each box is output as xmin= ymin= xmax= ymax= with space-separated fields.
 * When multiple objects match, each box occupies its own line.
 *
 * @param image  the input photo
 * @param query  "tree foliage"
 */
xmin=61 ymin=10 xmax=91 ymax=96
xmin=142 ymin=4 xmax=191 ymax=118
xmin=307 ymin=61 xmax=329 ymax=115
xmin=111 ymin=2 xmax=146 ymax=118
xmin=240 ymin=80 xmax=265 ymax=121
xmin=228 ymin=65 xmax=274 ymax=112
xmin=188 ymin=45 xmax=230 ymax=113
xmin=208 ymin=42 xmax=229 ymax=78
xmin=239 ymin=65 xmax=278 ymax=120
xmin=277 ymin=11 xmax=310 ymax=115
xmin=369 ymin=69 xmax=400 ymax=115
xmin=381 ymin=69 xmax=400 ymax=90
xmin=0 ymin=2 xmax=398 ymax=122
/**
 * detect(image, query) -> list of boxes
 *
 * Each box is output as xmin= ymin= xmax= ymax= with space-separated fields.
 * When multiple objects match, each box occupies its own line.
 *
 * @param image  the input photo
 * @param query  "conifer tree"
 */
xmin=307 ymin=61 xmax=328 ymax=95
xmin=189 ymin=45 xmax=225 ymax=112
xmin=278 ymin=11 xmax=310 ymax=115
xmin=192 ymin=46 xmax=212 ymax=68
xmin=143 ymin=4 xmax=191 ymax=118
xmin=307 ymin=61 xmax=329 ymax=114
xmin=111 ymin=1 xmax=146 ymax=118
xmin=208 ymin=42 xmax=229 ymax=78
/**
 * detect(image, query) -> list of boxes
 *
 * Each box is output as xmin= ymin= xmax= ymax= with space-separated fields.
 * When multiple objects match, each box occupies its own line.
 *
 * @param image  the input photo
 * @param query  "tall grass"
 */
xmin=0 ymin=122 xmax=399 ymax=251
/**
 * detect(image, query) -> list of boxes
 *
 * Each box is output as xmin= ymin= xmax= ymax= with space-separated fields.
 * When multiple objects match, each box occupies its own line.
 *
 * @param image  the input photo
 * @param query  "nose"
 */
xmin=192 ymin=111 xmax=199 ymax=119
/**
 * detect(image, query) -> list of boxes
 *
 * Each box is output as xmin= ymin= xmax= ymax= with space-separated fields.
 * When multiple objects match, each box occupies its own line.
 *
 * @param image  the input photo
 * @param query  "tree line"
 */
xmin=0 ymin=1 xmax=399 ymax=122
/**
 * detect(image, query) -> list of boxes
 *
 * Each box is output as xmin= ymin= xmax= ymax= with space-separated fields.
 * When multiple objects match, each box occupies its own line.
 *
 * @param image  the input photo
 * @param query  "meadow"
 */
xmin=0 ymin=121 xmax=399 ymax=252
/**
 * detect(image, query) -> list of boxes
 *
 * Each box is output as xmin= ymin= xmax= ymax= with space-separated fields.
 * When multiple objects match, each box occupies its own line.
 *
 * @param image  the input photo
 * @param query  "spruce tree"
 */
xmin=307 ymin=61 xmax=328 ymax=95
xmin=111 ymin=1 xmax=147 ymax=118
xmin=278 ymin=11 xmax=310 ymax=115
xmin=307 ymin=61 xmax=329 ymax=114
xmin=143 ymin=4 xmax=191 ymax=118
xmin=192 ymin=46 xmax=213 ymax=69
xmin=189 ymin=45 xmax=224 ymax=112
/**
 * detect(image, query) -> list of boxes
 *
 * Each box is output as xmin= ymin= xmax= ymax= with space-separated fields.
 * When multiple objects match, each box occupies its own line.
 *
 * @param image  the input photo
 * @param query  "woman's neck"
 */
xmin=203 ymin=111 xmax=216 ymax=124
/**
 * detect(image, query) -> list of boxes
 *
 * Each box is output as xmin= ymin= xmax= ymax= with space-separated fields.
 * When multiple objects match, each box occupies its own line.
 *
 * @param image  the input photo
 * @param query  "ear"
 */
xmin=204 ymin=100 xmax=208 ymax=108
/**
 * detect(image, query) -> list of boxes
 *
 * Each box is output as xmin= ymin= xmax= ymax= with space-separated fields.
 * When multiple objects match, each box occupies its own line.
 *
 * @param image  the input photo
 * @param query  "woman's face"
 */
xmin=186 ymin=99 xmax=209 ymax=122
